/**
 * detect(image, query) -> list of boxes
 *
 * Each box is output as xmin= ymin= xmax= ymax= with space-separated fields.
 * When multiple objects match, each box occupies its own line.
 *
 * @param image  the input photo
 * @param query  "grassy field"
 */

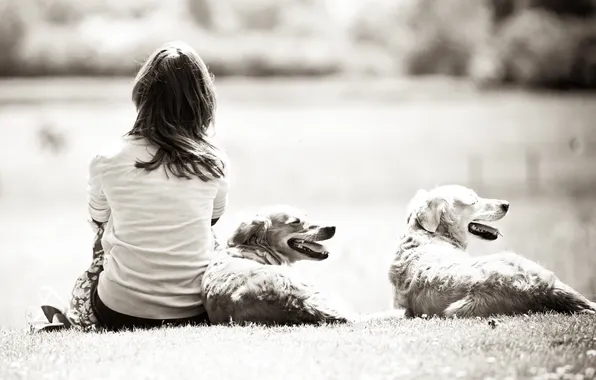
xmin=0 ymin=77 xmax=595 ymax=379
xmin=2 ymin=315 xmax=596 ymax=380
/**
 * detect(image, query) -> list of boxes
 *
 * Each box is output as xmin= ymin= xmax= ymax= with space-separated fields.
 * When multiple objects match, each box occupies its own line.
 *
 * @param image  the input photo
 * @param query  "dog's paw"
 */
xmin=321 ymin=316 xmax=350 ymax=325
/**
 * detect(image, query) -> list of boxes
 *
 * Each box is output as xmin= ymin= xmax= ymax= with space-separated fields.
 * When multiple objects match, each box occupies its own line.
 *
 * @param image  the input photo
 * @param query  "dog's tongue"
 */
xmin=301 ymin=241 xmax=327 ymax=253
xmin=468 ymin=222 xmax=501 ymax=241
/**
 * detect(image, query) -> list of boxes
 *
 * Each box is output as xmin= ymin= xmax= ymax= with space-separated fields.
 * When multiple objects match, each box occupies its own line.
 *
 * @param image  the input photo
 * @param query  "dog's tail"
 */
xmin=320 ymin=313 xmax=351 ymax=324
xmin=300 ymin=294 xmax=352 ymax=325
xmin=306 ymin=302 xmax=351 ymax=325
xmin=545 ymin=281 xmax=596 ymax=314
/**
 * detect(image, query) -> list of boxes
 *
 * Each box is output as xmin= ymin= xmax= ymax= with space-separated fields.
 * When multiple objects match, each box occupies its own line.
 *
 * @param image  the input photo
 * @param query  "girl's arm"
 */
xmin=87 ymin=155 xmax=111 ymax=227
xmin=211 ymin=161 xmax=229 ymax=226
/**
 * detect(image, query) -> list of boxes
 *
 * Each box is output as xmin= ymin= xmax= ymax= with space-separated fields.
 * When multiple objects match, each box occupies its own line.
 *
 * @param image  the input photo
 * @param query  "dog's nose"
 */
xmin=501 ymin=203 xmax=509 ymax=212
xmin=326 ymin=226 xmax=336 ymax=235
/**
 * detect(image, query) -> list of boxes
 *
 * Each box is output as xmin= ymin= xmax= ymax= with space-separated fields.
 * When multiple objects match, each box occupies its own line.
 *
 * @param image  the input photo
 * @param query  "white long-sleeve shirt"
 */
xmin=87 ymin=135 xmax=229 ymax=319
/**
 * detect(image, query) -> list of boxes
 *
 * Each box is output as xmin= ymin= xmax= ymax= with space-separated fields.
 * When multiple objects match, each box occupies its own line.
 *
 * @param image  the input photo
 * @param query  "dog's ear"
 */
xmin=408 ymin=190 xmax=445 ymax=233
xmin=416 ymin=197 xmax=445 ymax=232
xmin=406 ymin=189 xmax=428 ymax=224
xmin=227 ymin=216 xmax=272 ymax=247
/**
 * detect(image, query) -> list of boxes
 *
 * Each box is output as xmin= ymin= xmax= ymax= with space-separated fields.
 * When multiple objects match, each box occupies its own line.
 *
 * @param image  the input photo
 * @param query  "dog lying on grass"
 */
xmin=389 ymin=184 xmax=596 ymax=318
xmin=201 ymin=206 xmax=349 ymax=326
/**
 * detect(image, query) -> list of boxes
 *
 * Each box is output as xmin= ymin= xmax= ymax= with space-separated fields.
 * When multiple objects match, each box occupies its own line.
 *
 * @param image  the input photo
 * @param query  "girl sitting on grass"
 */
xmin=40 ymin=41 xmax=229 ymax=332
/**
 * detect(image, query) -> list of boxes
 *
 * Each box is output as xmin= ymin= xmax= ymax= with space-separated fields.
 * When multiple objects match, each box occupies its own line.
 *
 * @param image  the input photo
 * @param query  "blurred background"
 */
xmin=0 ymin=0 xmax=595 ymax=328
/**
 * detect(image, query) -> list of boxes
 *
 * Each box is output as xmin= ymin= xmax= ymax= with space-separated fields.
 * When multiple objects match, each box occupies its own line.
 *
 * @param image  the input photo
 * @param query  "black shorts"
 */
xmin=90 ymin=286 xmax=210 ymax=332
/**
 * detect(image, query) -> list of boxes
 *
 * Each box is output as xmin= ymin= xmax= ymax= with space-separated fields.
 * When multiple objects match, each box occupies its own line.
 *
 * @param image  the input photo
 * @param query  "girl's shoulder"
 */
xmin=95 ymin=135 xmax=148 ymax=160
xmin=89 ymin=136 xmax=149 ymax=173
xmin=207 ymin=137 xmax=230 ymax=174
xmin=217 ymin=146 xmax=230 ymax=167
xmin=219 ymin=147 xmax=231 ymax=178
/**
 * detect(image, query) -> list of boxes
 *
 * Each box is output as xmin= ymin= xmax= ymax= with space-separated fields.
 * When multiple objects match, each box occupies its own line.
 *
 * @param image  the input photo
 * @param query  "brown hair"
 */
xmin=127 ymin=41 xmax=224 ymax=181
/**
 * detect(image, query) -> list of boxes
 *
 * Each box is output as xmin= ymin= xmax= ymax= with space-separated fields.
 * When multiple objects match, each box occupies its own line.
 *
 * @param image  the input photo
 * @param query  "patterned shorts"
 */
xmin=65 ymin=222 xmax=105 ymax=331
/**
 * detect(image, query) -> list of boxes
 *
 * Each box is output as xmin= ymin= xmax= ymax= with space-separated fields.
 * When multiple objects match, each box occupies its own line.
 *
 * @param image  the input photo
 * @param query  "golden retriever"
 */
xmin=201 ymin=206 xmax=349 ymax=325
xmin=388 ymin=184 xmax=596 ymax=318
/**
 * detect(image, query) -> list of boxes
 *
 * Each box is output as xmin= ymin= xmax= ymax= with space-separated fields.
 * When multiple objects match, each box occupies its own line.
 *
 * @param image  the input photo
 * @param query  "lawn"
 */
xmin=2 ymin=315 xmax=596 ymax=380
xmin=0 ymin=77 xmax=595 ymax=379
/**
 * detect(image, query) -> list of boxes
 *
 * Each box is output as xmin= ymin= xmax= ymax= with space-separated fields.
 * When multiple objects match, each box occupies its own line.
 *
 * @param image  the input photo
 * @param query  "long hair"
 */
xmin=126 ymin=41 xmax=224 ymax=181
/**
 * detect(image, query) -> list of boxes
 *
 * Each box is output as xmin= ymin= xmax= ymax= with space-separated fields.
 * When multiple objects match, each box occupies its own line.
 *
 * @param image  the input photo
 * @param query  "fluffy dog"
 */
xmin=201 ymin=206 xmax=349 ymax=326
xmin=388 ymin=184 xmax=596 ymax=318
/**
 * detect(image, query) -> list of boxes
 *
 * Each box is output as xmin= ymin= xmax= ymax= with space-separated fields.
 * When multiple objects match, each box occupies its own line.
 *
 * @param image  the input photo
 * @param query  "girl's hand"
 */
xmin=87 ymin=218 xmax=104 ymax=235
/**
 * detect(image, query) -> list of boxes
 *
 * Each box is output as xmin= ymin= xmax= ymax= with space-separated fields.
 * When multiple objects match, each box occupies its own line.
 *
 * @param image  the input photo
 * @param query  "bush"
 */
xmin=31 ymin=0 xmax=162 ymax=24
xmin=10 ymin=14 xmax=343 ymax=77
xmin=191 ymin=0 xmax=334 ymax=36
xmin=0 ymin=0 xmax=27 ymax=74
xmin=186 ymin=0 xmax=214 ymax=29
xmin=487 ymin=0 xmax=596 ymax=24
xmin=29 ymin=0 xmax=90 ymax=24
xmin=3 ymin=0 xmax=595 ymax=87
xmin=349 ymin=0 xmax=491 ymax=77
xmin=0 ymin=0 xmax=343 ymax=77
xmin=349 ymin=0 xmax=596 ymax=89
xmin=15 ymin=17 xmax=160 ymax=76
xmin=472 ymin=9 xmax=596 ymax=88
xmin=403 ymin=0 xmax=492 ymax=77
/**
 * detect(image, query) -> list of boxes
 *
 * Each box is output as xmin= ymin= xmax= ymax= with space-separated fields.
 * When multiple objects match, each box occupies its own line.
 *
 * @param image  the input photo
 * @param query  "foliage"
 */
xmin=0 ymin=0 xmax=595 ymax=88
xmin=0 ymin=0 xmax=27 ymax=74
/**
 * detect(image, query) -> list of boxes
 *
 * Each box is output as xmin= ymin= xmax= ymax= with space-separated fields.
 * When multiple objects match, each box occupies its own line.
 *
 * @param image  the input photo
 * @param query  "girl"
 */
xmin=50 ymin=41 xmax=229 ymax=332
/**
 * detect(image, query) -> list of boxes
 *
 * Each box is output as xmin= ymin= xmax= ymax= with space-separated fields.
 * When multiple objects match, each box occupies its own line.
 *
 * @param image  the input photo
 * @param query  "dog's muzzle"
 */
xmin=287 ymin=226 xmax=336 ymax=260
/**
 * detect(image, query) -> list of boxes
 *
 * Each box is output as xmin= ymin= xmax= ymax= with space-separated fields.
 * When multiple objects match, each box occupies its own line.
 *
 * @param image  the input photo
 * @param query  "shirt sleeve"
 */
xmin=212 ymin=157 xmax=229 ymax=220
xmin=87 ymin=155 xmax=111 ymax=223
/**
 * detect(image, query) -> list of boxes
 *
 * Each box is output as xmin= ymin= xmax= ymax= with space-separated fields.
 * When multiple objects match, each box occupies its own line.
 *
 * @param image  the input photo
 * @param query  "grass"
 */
xmin=0 ymin=77 xmax=595 ymax=379
xmin=2 ymin=315 xmax=596 ymax=380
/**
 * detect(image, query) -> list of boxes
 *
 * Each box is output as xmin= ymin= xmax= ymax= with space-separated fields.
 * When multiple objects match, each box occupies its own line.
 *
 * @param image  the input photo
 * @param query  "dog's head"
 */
xmin=227 ymin=205 xmax=336 ymax=263
xmin=406 ymin=185 xmax=509 ymax=248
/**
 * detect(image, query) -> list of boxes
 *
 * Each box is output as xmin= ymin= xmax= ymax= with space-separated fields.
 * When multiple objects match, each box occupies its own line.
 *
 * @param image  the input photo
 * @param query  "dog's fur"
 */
xmin=201 ymin=206 xmax=349 ymax=326
xmin=389 ymin=184 xmax=596 ymax=318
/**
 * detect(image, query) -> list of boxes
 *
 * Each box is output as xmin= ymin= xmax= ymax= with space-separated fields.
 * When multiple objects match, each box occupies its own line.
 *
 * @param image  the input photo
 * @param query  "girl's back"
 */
xmin=91 ymin=134 xmax=228 ymax=319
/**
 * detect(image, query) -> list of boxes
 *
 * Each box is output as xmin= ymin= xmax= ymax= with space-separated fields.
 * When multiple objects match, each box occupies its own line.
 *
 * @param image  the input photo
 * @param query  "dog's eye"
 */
xmin=459 ymin=196 xmax=478 ymax=206
xmin=288 ymin=218 xmax=301 ymax=225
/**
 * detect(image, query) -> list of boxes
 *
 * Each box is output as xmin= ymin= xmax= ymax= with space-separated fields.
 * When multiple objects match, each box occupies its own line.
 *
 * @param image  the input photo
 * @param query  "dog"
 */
xmin=388 ymin=184 xmax=596 ymax=318
xmin=201 ymin=206 xmax=350 ymax=326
